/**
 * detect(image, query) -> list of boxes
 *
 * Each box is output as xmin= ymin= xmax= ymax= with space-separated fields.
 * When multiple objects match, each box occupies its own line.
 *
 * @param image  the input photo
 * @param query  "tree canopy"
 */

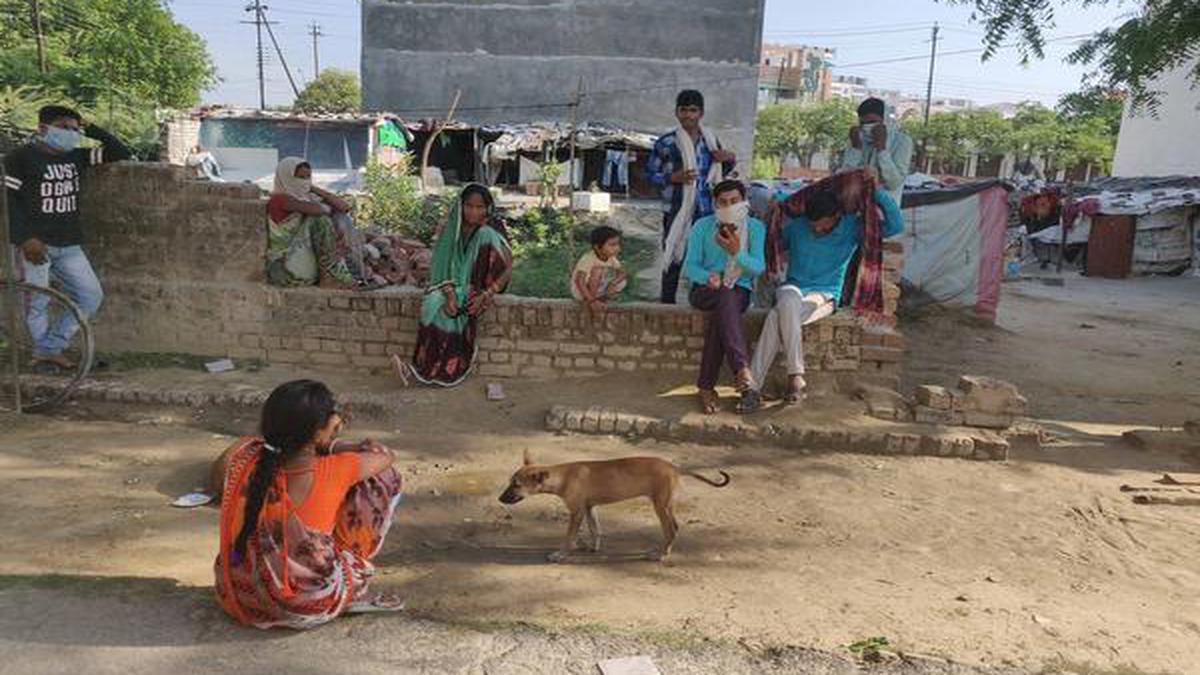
xmin=944 ymin=0 xmax=1200 ymax=112
xmin=293 ymin=69 xmax=362 ymax=114
xmin=754 ymin=99 xmax=856 ymax=172
xmin=0 ymin=0 xmax=217 ymax=109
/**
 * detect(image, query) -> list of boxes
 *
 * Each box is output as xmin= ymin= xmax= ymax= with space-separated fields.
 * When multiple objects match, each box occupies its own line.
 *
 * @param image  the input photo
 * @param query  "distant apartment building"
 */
xmin=758 ymin=43 xmax=835 ymax=106
xmin=830 ymin=74 xmax=975 ymax=119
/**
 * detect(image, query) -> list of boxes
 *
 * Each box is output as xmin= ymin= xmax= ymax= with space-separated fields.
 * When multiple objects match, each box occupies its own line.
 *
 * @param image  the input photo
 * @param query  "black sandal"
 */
xmin=736 ymin=389 xmax=762 ymax=414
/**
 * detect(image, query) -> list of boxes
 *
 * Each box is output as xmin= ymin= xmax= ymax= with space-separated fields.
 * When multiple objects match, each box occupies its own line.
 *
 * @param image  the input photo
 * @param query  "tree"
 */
xmin=1057 ymin=85 xmax=1124 ymax=136
xmin=944 ymin=0 xmax=1200 ymax=112
xmin=293 ymin=69 xmax=361 ymax=114
xmin=753 ymin=99 xmax=856 ymax=171
xmin=0 ymin=0 xmax=217 ymax=109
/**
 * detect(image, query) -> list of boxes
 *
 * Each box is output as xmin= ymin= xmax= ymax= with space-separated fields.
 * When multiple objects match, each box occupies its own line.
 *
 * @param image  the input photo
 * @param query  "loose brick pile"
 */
xmin=81 ymin=163 xmax=908 ymax=380
xmin=912 ymin=376 xmax=1028 ymax=430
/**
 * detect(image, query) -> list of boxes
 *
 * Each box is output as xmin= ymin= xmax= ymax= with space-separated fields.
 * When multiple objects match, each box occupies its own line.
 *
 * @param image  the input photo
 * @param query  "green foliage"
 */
xmin=751 ymin=155 xmax=778 ymax=180
xmin=941 ymin=0 xmax=1200 ymax=113
xmin=356 ymin=154 xmax=447 ymax=244
xmin=900 ymin=100 xmax=1115 ymax=176
xmin=506 ymin=213 xmax=655 ymax=301
xmin=754 ymin=99 xmax=857 ymax=170
xmin=1057 ymin=86 xmax=1125 ymax=136
xmin=293 ymin=69 xmax=361 ymax=114
xmin=0 ymin=0 xmax=217 ymax=109
xmin=845 ymin=636 xmax=890 ymax=656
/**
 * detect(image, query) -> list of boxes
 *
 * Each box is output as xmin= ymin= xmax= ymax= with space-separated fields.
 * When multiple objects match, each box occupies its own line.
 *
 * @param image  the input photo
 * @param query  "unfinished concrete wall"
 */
xmin=361 ymin=0 xmax=765 ymax=171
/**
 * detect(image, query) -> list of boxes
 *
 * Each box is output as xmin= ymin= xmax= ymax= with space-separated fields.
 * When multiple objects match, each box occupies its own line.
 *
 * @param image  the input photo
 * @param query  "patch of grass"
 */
xmin=845 ymin=636 xmax=890 ymax=655
xmin=508 ymin=233 xmax=655 ymax=302
xmin=98 ymin=352 xmax=266 ymax=372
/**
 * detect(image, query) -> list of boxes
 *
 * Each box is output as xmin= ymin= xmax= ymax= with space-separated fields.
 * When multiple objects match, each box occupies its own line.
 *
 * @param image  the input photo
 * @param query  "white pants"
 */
xmin=750 ymin=286 xmax=834 ymax=390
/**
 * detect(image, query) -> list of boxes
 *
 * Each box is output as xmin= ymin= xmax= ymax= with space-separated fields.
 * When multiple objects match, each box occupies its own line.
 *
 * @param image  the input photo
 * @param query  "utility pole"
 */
xmin=920 ymin=22 xmax=940 ymax=167
xmin=309 ymin=22 xmax=323 ymax=76
xmin=242 ymin=1 xmax=267 ymax=109
xmin=30 ymin=0 xmax=47 ymax=74
xmin=259 ymin=5 xmax=300 ymax=98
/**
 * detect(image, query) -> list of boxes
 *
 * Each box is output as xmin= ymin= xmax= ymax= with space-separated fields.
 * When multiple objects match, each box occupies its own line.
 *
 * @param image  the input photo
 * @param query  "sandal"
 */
xmin=736 ymin=389 xmax=762 ymax=415
xmin=783 ymin=389 xmax=807 ymax=405
xmin=346 ymin=591 xmax=406 ymax=614
xmin=698 ymin=389 xmax=719 ymax=415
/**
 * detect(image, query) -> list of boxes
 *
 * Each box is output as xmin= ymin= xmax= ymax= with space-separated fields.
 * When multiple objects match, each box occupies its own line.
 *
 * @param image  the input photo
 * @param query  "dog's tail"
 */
xmin=685 ymin=470 xmax=730 ymax=487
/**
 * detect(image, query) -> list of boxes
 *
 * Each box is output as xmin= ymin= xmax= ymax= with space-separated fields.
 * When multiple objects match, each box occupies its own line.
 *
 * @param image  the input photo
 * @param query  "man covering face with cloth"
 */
xmin=647 ymin=90 xmax=737 ymax=304
xmin=840 ymin=97 xmax=913 ymax=208
xmin=682 ymin=180 xmax=766 ymax=415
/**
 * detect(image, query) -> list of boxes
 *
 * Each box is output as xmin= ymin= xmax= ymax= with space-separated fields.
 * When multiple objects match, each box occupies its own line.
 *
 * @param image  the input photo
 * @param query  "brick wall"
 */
xmin=81 ymin=163 xmax=904 ymax=382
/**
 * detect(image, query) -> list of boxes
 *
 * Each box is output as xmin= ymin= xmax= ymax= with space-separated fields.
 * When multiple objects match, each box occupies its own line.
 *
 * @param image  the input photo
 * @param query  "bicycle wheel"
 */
xmin=0 ymin=280 xmax=94 ymax=412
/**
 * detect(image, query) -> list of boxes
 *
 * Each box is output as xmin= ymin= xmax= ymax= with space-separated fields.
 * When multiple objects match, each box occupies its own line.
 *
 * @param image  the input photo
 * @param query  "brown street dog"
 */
xmin=498 ymin=451 xmax=730 ymax=563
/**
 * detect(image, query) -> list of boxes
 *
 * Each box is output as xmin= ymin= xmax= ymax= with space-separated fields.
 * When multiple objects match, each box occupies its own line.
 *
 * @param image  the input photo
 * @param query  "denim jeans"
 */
xmin=19 ymin=244 xmax=104 ymax=356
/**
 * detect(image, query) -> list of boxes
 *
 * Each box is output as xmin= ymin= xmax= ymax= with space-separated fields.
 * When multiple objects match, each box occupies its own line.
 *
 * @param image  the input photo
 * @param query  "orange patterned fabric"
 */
xmin=213 ymin=438 xmax=402 ymax=629
xmin=288 ymin=453 xmax=362 ymax=534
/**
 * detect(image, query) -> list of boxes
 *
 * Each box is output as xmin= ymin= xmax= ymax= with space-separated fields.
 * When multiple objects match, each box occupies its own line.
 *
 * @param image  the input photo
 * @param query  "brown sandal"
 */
xmin=698 ymin=389 xmax=720 ymax=415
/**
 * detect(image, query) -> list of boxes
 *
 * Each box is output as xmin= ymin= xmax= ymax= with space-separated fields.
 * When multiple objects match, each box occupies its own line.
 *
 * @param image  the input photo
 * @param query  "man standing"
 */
xmin=840 ymin=98 xmax=913 ymax=207
xmin=748 ymin=182 xmax=905 ymax=405
xmin=646 ymin=90 xmax=736 ymax=304
xmin=4 ymin=105 xmax=130 ymax=370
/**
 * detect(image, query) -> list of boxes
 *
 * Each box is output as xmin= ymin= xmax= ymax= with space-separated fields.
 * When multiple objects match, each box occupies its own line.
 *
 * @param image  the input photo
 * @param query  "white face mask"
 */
xmin=716 ymin=201 xmax=749 ymax=225
xmin=43 ymin=126 xmax=82 ymax=152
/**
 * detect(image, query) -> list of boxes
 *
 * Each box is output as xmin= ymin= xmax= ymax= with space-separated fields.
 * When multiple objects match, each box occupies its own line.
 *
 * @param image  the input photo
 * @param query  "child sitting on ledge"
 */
xmin=571 ymin=226 xmax=628 ymax=314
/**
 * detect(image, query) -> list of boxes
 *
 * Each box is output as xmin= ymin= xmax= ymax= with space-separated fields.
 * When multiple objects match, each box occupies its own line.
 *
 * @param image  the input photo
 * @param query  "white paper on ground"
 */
xmin=597 ymin=656 xmax=661 ymax=675
xmin=486 ymin=382 xmax=505 ymax=401
xmin=204 ymin=358 xmax=235 ymax=373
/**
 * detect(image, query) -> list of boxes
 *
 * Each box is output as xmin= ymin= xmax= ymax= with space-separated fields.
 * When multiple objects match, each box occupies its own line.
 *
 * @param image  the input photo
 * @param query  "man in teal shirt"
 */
xmin=683 ymin=180 xmax=766 ymax=415
xmin=749 ymin=183 xmax=904 ymax=404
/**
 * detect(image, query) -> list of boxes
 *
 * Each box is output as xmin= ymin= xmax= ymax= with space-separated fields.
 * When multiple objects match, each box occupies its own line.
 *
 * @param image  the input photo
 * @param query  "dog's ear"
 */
xmin=522 ymin=449 xmax=533 ymax=466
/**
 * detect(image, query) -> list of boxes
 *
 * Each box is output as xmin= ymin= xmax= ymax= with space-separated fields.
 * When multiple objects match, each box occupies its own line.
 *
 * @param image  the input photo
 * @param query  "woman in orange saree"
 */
xmin=213 ymin=379 xmax=404 ymax=629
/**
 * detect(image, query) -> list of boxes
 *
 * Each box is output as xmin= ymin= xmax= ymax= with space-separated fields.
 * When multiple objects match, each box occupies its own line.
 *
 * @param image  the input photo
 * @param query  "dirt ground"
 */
xmin=2 ymin=274 xmax=1200 ymax=675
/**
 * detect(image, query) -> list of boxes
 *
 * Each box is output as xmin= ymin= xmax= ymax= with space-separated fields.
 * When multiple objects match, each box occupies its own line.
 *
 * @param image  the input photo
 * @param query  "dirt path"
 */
xmin=2 ymin=275 xmax=1200 ymax=674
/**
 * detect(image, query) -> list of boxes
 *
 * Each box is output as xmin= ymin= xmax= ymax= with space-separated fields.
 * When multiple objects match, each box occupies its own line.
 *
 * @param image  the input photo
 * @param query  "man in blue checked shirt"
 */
xmin=646 ymin=90 xmax=736 ymax=304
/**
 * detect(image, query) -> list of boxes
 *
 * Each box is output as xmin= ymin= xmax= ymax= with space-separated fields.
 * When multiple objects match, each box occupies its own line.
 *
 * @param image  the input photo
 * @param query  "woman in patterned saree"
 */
xmin=214 ymin=379 xmax=404 ymax=629
xmin=408 ymin=184 xmax=511 ymax=386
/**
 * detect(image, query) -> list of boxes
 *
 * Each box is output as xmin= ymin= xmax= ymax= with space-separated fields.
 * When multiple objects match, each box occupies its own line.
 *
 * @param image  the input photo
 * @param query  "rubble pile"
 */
xmin=362 ymin=233 xmax=433 ymax=288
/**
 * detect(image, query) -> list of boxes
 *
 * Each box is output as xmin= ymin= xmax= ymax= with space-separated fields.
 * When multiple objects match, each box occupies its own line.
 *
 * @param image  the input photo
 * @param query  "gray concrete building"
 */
xmin=361 ymin=0 xmax=766 ymax=171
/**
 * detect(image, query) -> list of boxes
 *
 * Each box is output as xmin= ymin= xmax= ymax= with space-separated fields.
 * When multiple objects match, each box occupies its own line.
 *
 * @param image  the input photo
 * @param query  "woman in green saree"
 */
xmin=409 ymin=184 xmax=512 ymax=386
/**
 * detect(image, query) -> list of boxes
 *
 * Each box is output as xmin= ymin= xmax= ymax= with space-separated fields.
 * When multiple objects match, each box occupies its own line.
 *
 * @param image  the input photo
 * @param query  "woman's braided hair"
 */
xmin=233 ymin=379 xmax=337 ymax=560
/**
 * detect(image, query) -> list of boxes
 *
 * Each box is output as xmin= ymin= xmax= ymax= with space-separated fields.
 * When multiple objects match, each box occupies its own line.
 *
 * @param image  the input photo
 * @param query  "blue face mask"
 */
xmin=43 ymin=126 xmax=82 ymax=152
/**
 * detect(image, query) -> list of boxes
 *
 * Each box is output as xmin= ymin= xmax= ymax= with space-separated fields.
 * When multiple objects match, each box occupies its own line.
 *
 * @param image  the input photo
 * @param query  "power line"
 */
xmin=831 ymin=33 xmax=1093 ymax=69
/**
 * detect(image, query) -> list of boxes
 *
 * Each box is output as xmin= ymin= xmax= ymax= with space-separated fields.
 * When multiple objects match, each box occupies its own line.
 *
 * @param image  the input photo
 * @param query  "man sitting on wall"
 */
xmin=646 ymin=89 xmax=737 ymax=304
xmin=748 ymin=174 xmax=905 ymax=404
xmin=4 ymin=105 xmax=130 ymax=370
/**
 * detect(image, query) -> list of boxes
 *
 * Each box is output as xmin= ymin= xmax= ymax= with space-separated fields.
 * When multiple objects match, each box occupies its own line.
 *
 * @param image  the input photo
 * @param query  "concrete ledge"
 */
xmin=544 ymin=405 xmax=1010 ymax=461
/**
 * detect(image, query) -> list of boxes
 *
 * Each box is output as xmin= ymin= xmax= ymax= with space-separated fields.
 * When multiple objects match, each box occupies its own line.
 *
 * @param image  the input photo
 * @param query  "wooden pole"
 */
xmin=0 ymin=162 xmax=23 ymax=413
xmin=566 ymin=75 xmax=583 ymax=200
xmin=420 ymin=89 xmax=461 ymax=193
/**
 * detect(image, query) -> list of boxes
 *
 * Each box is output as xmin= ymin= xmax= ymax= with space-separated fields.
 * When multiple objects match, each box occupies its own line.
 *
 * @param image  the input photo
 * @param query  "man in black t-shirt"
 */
xmin=4 ymin=105 xmax=130 ymax=369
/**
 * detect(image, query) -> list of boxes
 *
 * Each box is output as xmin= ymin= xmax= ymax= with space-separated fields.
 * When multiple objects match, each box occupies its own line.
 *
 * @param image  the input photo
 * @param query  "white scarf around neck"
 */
xmin=662 ymin=125 xmax=724 ymax=266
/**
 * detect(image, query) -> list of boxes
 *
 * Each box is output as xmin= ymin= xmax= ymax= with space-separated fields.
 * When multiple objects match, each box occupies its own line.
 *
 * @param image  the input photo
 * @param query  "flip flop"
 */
xmin=698 ymin=389 xmax=719 ymax=415
xmin=736 ymin=389 xmax=762 ymax=415
xmin=390 ymin=354 xmax=412 ymax=387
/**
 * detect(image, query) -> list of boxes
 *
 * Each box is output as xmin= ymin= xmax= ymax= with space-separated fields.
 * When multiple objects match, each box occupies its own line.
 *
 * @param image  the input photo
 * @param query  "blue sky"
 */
xmin=175 ymin=0 xmax=1136 ymax=109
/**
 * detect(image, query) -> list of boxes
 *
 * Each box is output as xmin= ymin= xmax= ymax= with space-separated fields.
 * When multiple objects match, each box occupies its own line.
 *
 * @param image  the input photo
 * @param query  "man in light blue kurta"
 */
xmin=749 ymin=185 xmax=904 ymax=403
xmin=682 ymin=180 xmax=766 ymax=414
